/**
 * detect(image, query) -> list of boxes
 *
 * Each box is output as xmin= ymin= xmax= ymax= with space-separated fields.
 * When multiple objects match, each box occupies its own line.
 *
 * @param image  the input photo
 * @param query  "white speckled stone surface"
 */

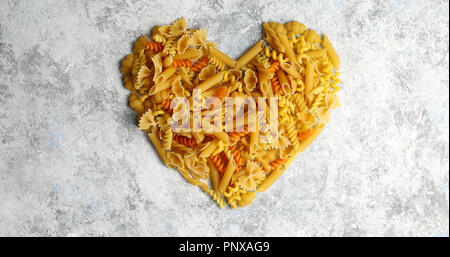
xmin=0 ymin=0 xmax=448 ymax=237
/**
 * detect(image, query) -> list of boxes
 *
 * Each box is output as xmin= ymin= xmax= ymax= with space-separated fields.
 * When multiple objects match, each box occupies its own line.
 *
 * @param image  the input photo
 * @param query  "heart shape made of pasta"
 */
xmin=120 ymin=17 xmax=341 ymax=209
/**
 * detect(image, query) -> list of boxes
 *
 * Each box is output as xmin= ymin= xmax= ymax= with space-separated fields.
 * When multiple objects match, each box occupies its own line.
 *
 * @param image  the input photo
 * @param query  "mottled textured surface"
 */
xmin=0 ymin=0 xmax=448 ymax=237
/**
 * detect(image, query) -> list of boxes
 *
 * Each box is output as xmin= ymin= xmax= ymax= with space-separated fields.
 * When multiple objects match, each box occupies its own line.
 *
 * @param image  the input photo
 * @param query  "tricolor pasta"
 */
xmin=120 ymin=18 xmax=341 ymax=209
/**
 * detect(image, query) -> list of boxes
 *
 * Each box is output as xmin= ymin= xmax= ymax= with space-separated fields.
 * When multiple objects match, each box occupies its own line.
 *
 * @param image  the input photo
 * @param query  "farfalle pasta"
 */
xmin=120 ymin=18 xmax=341 ymax=209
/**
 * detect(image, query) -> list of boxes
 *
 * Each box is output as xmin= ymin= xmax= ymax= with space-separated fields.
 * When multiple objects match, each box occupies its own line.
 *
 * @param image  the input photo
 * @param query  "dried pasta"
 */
xmin=120 ymin=18 xmax=341 ymax=209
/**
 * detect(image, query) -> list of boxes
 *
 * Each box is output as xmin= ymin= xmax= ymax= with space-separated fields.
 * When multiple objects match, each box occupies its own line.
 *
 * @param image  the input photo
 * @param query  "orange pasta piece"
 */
xmin=209 ymin=154 xmax=227 ymax=174
xmin=298 ymin=129 xmax=313 ymax=142
xmin=209 ymin=86 xmax=228 ymax=109
xmin=190 ymin=56 xmax=209 ymax=72
xmin=173 ymin=135 xmax=197 ymax=147
xmin=172 ymin=59 xmax=192 ymax=68
xmin=263 ymin=158 xmax=286 ymax=173
xmin=271 ymin=75 xmax=281 ymax=94
xmin=267 ymin=61 xmax=280 ymax=73
xmin=146 ymin=42 xmax=164 ymax=52
xmin=228 ymin=125 xmax=249 ymax=140
xmin=229 ymin=145 xmax=243 ymax=167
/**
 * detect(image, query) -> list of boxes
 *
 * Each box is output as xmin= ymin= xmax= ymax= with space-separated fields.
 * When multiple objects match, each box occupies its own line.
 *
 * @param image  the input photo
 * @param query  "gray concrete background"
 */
xmin=0 ymin=0 xmax=448 ymax=236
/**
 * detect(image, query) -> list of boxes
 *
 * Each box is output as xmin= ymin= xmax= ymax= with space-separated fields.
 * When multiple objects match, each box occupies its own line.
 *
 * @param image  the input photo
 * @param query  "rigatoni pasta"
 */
xmin=120 ymin=17 xmax=342 ymax=209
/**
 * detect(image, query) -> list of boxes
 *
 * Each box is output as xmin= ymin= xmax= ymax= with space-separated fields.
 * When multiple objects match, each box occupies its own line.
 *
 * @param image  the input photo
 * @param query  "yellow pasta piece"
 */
xmin=147 ymin=128 xmax=170 ymax=167
xmin=284 ymin=21 xmax=307 ymax=34
xmin=304 ymin=60 xmax=314 ymax=101
xmin=177 ymin=35 xmax=191 ymax=55
xmin=209 ymin=46 xmax=236 ymax=68
xmin=322 ymin=35 xmax=340 ymax=70
xmin=237 ymin=191 xmax=256 ymax=207
xmin=174 ymin=48 xmax=202 ymax=60
xmin=243 ymin=69 xmax=258 ymax=92
xmin=275 ymin=69 xmax=289 ymax=95
xmin=278 ymin=33 xmax=298 ymax=65
xmin=195 ymin=71 xmax=224 ymax=92
xmin=207 ymin=158 xmax=221 ymax=192
xmin=219 ymin=157 xmax=236 ymax=194
xmin=236 ymin=40 xmax=264 ymax=69
xmin=150 ymin=74 xmax=181 ymax=95
xmin=305 ymin=30 xmax=321 ymax=44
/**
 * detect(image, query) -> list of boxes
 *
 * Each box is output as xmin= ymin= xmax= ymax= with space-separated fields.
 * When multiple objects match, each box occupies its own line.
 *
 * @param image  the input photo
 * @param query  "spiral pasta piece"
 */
xmin=223 ymin=184 xmax=240 ymax=197
xmin=209 ymin=55 xmax=226 ymax=70
xmin=146 ymin=42 xmax=164 ymax=52
xmin=162 ymin=38 xmax=176 ymax=56
xmin=173 ymin=135 xmax=197 ymax=147
xmin=254 ymin=53 xmax=270 ymax=69
xmin=310 ymin=92 xmax=325 ymax=113
xmin=267 ymin=61 xmax=280 ymax=73
xmin=162 ymin=127 xmax=173 ymax=151
xmin=209 ymin=154 xmax=226 ymax=174
xmin=223 ymin=69 xmax=242 ymax=85
xmin=223 ymin=184 xmax=247 ymax=209
xmin=228 ymin=126 xmax=249 ymax=140
xmin=263 ymin=158 xmax=286 ymax=173
xmin=262 ymin=46 xmax=287 ymax=62
xmin=172 ymin=59 xmax=192 ymax=68
xmin=291 ymin=93 xmax=307 ymax=113
xmin=205 ymin=188 xmax=227 ymax=209
xmin=190 ymin=56 xmax=209 ymax=72
xmin=278 ymin=94 xmax=295 ymax=114
xmin=228 ymin=191 xmax=247 ymax=209
xmin=228 ymin=145 xmax=243 ymax=167
xmin=284 ymin=123 xmax=299 ymax=147
xmin=288 ymin=32 xmax=301 ymax=44
xmin=271 ymin=75 xmax=281 ymax=94
xmin=131 ymin=50 xmax=147 ymax=90
xmin=270 ymin=158 xmax=286 ymax=169
xmin=177 ymin=167 xmax=225 ymax=209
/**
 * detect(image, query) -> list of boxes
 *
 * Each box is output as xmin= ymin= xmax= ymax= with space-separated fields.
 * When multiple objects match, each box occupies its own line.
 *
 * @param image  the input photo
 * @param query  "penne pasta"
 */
xmin=236 ymin=40 xmax=264 ymax=69
xmin=149 ymin=74 xmax=181 ymax=95
xmin=257 ymin=67 xmax=272 ymax=93
xmin=249 ymin=130 xmax=259 ymax=154
xmin=322 ymin=35 xmax=340 ymax=70
xmin=199 ymin=138 xmax=220 ymax=157
xmin=278 ymin=33 xmax=298 ymax=65
xmin=195 ymin=71 xmax=224 ymax=92
xmin=257 ymin=167 xmax=285 ymax=192
xmin=296 ymin=124 xmax=325 ymax=154
xmin=305 ymin=48 xmax=327 ymax=59
xmin=155 ymin=66 xmax=177 ymax=85
xmin=219 ymin=157 xmax=236 ymax=194
xmin=276 ymin=69 xmax=289 ymax=95
xmin=207 ymin=158 xmax=221 ymax=192
xmin=280 ymin=62 xmax=301 ymax=79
